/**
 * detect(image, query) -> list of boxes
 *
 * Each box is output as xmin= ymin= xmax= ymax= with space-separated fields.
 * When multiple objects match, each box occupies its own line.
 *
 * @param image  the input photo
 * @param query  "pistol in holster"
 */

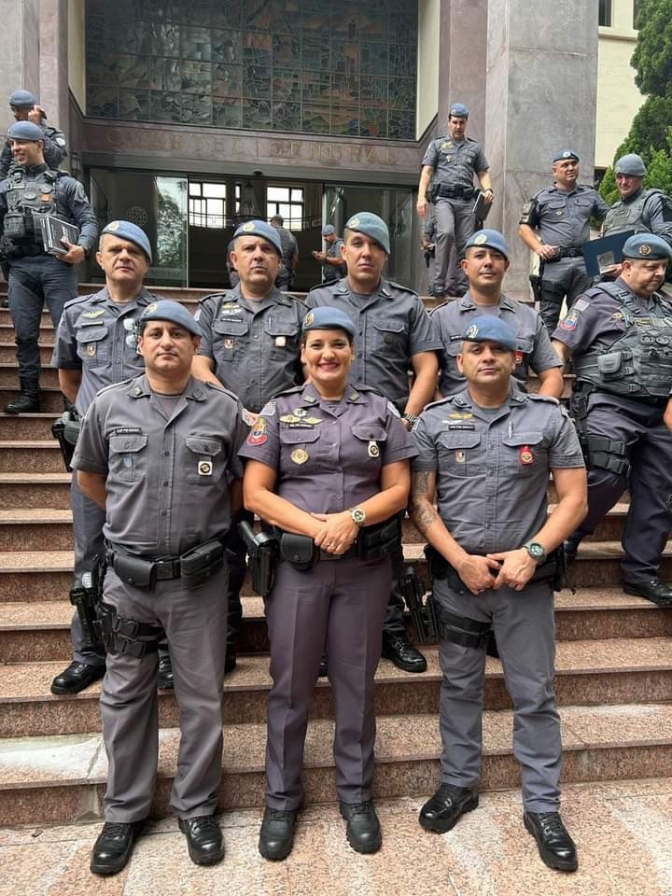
xmin=238 ymin=520 xmax=280 ymax=597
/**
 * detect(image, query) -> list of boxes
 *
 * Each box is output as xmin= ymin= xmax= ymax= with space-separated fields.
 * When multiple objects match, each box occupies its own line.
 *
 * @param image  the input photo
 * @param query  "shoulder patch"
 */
xmin=573 ymin=298 xmax=590 ymax=312
xmin=386 ymin=401 xmax=401 ymax=418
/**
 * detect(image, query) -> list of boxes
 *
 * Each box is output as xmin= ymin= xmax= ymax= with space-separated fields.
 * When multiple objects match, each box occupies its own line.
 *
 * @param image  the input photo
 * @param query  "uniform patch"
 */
xmin=515 ymin=350 xmax=523 ymax=366
xmin=291 ymin=448 xmax=309 ymax=464
xmin=559 ymin=309 xmax=579 ymax=331
xmin=246 ymin=417 xmax=267 ymax=446
xmin=146 ymin=302 xmax=158 ymax=313
xmin=304 ymin=416 xmax=322 ymax=425
xmin=448 ymin=412 xmax=473 ymax=420
xmin=260 ymin=401 xmax=276 ymax=417
xmin=83 ymin=308 xmax=106 ymax=319
xmin=198 ymin=459 xmax=213 ymax=476
xmin=107 ymin=221 xmax=120 ymax=231
xmin=612 ymin=311 xmax=624 ymax=321
xmin=304 ymin=311 xmax=315 ymax=327
xmin=574 ymin=298 xmax=590 ymax=311
xmin=242 ymin=222 xmax=255 ymax=232
xmin=519 ymin=446 xmax=534 ymax=465
xmin=639 ymin=244 xmax=651 ymax=256
xmin=280 ymin=414 xmax=302 ymax=424
xmin=294 ymin=408 xmax=307 ymax=418
xmin=474 ymin=233 xmax=487 ymax=245
xmin=455 ymin=451 xmax=466 ymax=463
xmin=448 ymin=423 xmax=475 ymax=431
xmin=368 ymin=441 xmax=380 ymax=458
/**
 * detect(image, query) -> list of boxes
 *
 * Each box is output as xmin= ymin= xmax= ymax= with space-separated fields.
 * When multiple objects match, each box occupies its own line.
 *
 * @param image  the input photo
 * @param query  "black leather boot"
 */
xmin=5 ymin=378 xmax=40 ymax=414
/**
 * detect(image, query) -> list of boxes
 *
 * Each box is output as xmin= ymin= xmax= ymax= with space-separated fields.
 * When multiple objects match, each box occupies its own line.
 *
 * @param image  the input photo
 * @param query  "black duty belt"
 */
xmin=545 ymin=247 xmax=584 ymax=262
xmin=435 ymin=183 xmax=475 ymax=200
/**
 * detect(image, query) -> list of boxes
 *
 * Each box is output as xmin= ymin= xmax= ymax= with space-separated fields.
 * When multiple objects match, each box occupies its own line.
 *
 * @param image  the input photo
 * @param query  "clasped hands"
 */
xmin=456 ymin=548 xmax=537 ymax=595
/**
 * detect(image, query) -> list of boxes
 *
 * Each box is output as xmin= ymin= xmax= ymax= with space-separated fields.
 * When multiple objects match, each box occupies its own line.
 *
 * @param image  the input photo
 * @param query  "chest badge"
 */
xmin=291 ymin=448 xmax=309 ymax=465
xmin=85 ymin=343 xmax=96 ymax=357
xmin=224 ymin=337 xmax=234 ymax=349
xmin=368 ymin=440 xmax=380 ymax=458
xmin=294 ymin=408 xmax=307 ymax=418
xmin=198 ymin=459 xmax=213 ymax=476
xmin=520 ymin=446 xmax=534 ymax=465
xmin=280 ymin=414 xmax=301 ymax=424
xmin=275 ymin=335 xmax=287 ymax=347
xmin=304 ymin=416 xmax=322 ymax=425
xmin=83 ymin=308 xmax=106 ymax=319
xmin=455 ymin=451 xmax=466 ymax=464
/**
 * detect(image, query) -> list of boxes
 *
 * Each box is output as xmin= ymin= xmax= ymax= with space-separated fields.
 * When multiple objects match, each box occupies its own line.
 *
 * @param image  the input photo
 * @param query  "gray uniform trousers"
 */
xmin=265 ymin=555 xmax=392 ymax=810
xmin=434 ymin=197 xmax=475 ymax=295
xmin=435 ymin=577 xmax=562 ymax=813
xmin=539 ymin=257 xmax=591 ymax=333
xmin=7 ymin=256 xmax=77 ymax=385
xmin=572 ymin=393 xmax=672 ymax=582
xmin=100 ymin=565 xmax=229 ymax=822
xmin=70 ymin=475 xmax=106 ymax=666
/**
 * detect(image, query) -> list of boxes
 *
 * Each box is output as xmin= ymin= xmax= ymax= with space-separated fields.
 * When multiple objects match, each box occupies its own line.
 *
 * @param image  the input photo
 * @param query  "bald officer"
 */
xmin=519 ymin=149 xmax=610 ymax=333
xmin=553 ymin=234 xmax=672 ymax=606
xmin=602 ymin=153 xmax=672 ymax=251
xmin=432 ymin=229 xmax=564 ymax=399
xmin=74 ymin=300 xmax=244 ymax=875
xmin=417 ymin=103 xmax=493 ymax=298
xmin=306 ymin=212 xmax=442 ymax=673
xmin=410 ymin=316 xmax=586 ymax=873
xmin=50 ymin=221 xmax=164 ymax=695
xmin=0 ymin=89 xmax=67 ymax=178
xmin=193 ymin=220 xmax=306 ymax=668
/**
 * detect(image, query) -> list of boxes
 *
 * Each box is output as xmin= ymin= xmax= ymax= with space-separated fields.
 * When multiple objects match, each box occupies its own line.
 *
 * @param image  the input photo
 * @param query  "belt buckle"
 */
xmin=154 ymin=559 xmax=178 ymax=580
xmin=319 ymin=549 xmax=341 ymax=562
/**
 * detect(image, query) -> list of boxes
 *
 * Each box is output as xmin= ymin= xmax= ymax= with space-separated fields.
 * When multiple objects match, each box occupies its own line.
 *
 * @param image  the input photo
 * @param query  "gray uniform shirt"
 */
xmin=520 ymin=183 xmax=609 ymax=249
xmin=72 ymin=375 xmax=245 ymax=556
xmin=52 ymin=286 xmax=154 ymax=415
xmin=306 ymin=279 xmax=442 ymax=412
xmin=432 ymin=293 xmax=562 ymax=395
xmin=239 ymin=382 xmax=417 ymax=514
xmin=421 ymin=136 xmax=489 ymax=189
xmin=411 ymin=389 xmax=584 ymax=554
xmin=195 ymin=286 xmax=306 ymax=413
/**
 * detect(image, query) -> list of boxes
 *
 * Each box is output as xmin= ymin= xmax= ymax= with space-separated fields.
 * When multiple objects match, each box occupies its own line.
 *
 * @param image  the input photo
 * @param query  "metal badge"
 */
xmin=198 ymin=459 xmax=213 ymax=476
xmin=294 ymin=408 xmax=308 ymax=418
xmin=304 ymin=416 xmax=322 ymax=425
xmin=280 ymin=414 xmax=302 ymax=424
xmin=368 ymin=440 xmax=379 ymax=458
xmin=275 ymin=336 xmax=287 ymax=347
xmin=455 ymin=451 xmax=466 ymax=464
xmin=85 ymin=344 xmax=96 ymax=357
xmin=291 ymin=448 xmax=309 ymax=464
xmin=520 ymin=446 xmax=534 ymax=465
xmin=224 ymin=338 xmax=234 ymax=349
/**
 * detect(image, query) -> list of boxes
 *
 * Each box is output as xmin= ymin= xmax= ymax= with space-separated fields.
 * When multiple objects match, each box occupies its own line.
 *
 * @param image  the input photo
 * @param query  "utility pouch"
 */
xmin=180 ymin=539 xmax=224 ymax=586
xmin=596 ymin=351 xmax=623 ymax=378
xmin=3 ymin=212 xmax=27 ymax=239
xmin=280 ymin=533 xmax=316 ymax=570
xmin=108 ymin=551 xmax=156 ymax=589
xmin=357 ymin=516 xmax=401 ymax=561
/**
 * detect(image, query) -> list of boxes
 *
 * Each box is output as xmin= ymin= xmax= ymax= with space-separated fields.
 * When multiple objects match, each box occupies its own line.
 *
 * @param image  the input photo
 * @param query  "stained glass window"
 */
xmin=85 ymin=0 xmax=417 ymax=140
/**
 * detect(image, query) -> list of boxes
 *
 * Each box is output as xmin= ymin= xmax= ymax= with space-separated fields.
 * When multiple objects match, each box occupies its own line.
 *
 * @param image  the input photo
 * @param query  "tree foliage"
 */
xmin=631 ymin=0 xmax=672 ymax=97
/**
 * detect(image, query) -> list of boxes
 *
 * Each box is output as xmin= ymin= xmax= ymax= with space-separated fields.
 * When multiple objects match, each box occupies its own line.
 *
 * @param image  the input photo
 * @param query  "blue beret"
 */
xmin=7 ymin=121 xmax=44 ymax=141
xmin=302 ymin=307 xmax=356 ymax=339
xmin=321 ymin=224 xmax=336 ymax=236
xmin=465 ymin=229 xmax=509 ymax=260
xmin=140 ymin=300 xmax=201 ymax=337
xmin=233 ymin=220 xmax=283 ymax=257
xmin=552 ymin=149 xmax=579 ymax=163
xmin=344 ymin=212 xmax=390 ymax=254
xmin=9 ymin=89 xmax=38 ymax=108
xmin=462 ymin=316 xmax=517 ymax=351
xmin=101 ymin=220 xmax=152 ymax=263
xmin=622 ymin=234 xmax=672 ymax=261
xmin=615 ymin=153 xmax=647 ymax=177
xmin=449 ymin=103 xmax=469 ymax=118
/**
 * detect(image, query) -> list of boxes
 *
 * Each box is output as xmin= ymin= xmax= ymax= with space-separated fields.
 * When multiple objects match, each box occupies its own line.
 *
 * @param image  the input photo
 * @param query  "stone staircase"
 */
xmin=1 ymin=290 xmax=671 ymax=829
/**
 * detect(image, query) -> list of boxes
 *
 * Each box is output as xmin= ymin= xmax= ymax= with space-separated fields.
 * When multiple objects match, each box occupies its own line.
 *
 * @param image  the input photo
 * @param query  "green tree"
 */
xmin=631 ymin=0 xmax=672 ymax=96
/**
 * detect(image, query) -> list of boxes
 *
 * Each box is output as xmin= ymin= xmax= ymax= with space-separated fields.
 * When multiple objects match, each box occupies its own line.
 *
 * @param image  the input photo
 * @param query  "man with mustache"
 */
xmin=553 ymin=234 xmax=672 ymax=606
xmin=192 ymin=220 xmax=306 ymax=669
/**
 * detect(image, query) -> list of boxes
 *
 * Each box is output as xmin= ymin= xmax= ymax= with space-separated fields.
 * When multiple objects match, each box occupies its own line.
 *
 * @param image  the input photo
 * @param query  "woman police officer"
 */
xmin=240 ymin=306 xmax=417 ymax=860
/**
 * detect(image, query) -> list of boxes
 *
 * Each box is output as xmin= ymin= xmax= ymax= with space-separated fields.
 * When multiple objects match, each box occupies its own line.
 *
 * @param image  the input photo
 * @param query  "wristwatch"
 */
xmin=403 ymin=412 xmax=420 ymax=428
xmin=349 ymin=507 xmax=366 ymax=528
xmin=522 ymin=541 xmax=547 ymax=565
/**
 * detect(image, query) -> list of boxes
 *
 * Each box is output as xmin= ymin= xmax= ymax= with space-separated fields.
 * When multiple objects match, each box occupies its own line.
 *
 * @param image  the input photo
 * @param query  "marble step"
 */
xmin=2 ymin=703 xmax=672 ymax=825
xmin=0 ymin=324 xmax=54 ymax=345
xmin=0 ymin=412 xmax=60 ymax=441
xmin=0 ymin=473 xmax=72 ymax=509
xmin=3 ymin=637 xmax=672 ymax=739
xmin=0 ymin=343 xmax=54 ymax=365
xmin=0 ymin=388 xmax=63 ymax=413
xmin=0 ymin=440 xmax=65 ymax=473
xmin=0 ymin=364 xmax=59 ymax=390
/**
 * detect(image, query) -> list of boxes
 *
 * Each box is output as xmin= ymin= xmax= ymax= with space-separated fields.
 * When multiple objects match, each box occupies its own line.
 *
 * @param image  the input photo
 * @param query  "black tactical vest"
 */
xmin=602 ymin=189 xmax=662 ymax=236
xmin=3 ymin=167 xmax=61 ymax=245
xmin=573 ymin=282 xmax=672 ymax=397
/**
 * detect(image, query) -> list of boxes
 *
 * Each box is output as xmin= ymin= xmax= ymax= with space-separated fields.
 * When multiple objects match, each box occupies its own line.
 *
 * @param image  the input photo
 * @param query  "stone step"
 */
xmin=0 ymin=412 xmax=59 ymax=441
xmin=0 ymin=440 xmax=63 ymax=473
xmin=0 ymin=508 xmax=73 ymax=551
xmin=0 ymin=364 xmax=59 ymax=390
xmin=0 ymin=388 xmax=62 ymax=412
xmin=3 ymin=636 xmax=672 ymax=739
xmin=0 ymin=324 xmax=54 ymax=345
xmin=0 ymin=473 xmax=71 ymax=509
xmin=2 ymin=702 xmax=671 ymax=825
xmin=0 ymin=343 xmax=54 ymax=365
xmin=2 ymin=584 xmax=670 ymax=662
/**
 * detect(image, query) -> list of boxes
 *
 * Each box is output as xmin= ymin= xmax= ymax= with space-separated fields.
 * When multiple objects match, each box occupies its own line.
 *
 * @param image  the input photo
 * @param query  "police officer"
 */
xmin=432 ymin=229 xmax=564 ymax=399
xmin=50 ymin=221 xmax=176 ymax=695
xmin=306 ymin=212 xmax=442 ymax=673
xmin=417 ymin=103 xmax=493 ymax=299
xmin=192 ymin=220 xmax=306 ymax=669
xmin=270 ymin=214 xmax=299 ymax=290
xmin=241 ymin=306 xmax=417 ymax=860
xmin=74 ymin=300 xmax=244 ymax=875
xmin=519 ymin=149 xmax=610 ymax=333
xmin=0 ymin=89 xmax=67 ymax=178
xmin=0 ymin=121 xmax=97 ymax=413
xmin=410 ymin=316 xmax=586 ymax=873
xmin=311 ymin=224 xmax=346 ymax=283
xmin=602 ymin=153 xmax=672 ymax=252
xmin=552 ymin=234 xmax=672 ymax=606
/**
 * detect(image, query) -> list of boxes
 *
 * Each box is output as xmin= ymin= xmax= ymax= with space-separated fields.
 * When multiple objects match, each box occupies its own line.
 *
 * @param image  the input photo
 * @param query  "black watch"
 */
xmin=522 ymin=541 xmax=547 ymax=565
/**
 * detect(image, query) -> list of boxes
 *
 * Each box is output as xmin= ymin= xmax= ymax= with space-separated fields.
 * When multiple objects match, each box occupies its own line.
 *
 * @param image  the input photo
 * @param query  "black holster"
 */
xmin=98 ymin=600 xmax=163 ymax=658
xmin=180 ymin=539 xmax=224 ymax=586
xmin=239 ymin=520 xmax=280 ymax=596
xmin=51 ymin=408 xmax=80 ymax=472
xmin=397 ymin=564 xmax=439 ymax=642
xmin=70 ymin=559 xmax=104 ymax=647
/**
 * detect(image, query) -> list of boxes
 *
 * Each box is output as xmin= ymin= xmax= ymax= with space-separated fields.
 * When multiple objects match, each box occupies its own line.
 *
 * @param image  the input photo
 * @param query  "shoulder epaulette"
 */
xmin=198 ymin=291 xmax=231 ymax=306
xmin=63 ymin=293 xmax=97 ymax=310
xmin=423 ymin=395 xmax=456 ymax=411
xmin=526 ymin=393 xmax=560 ymax=405
xmin=203 ymin=381 xmax=239 ymax=402
xmin=308 ymin=280 xmax=340 ymax=294
xmin=383 ymin=279 xmax=418 ymax=297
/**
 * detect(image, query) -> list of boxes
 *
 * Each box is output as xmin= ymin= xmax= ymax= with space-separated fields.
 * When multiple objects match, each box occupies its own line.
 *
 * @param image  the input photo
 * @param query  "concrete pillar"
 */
xmin=485 ymin=0 xmax=599 ymax=297
xmin=39 ymin=0 xmax=69 ymax=135
xmin=437 ymin=0 xmax=488 ymax=145
xmin=0 ymin=0 xmax=41 ymax=105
